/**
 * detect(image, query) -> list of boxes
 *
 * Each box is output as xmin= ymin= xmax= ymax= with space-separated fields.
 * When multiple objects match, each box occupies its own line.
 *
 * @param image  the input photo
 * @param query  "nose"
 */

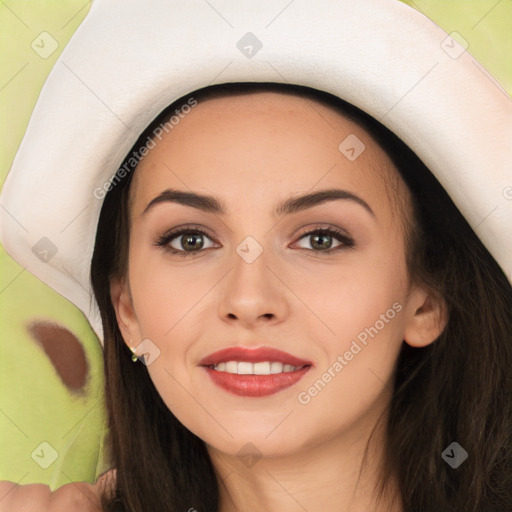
xmin=217 ymin=241 xmax=290 ymax=329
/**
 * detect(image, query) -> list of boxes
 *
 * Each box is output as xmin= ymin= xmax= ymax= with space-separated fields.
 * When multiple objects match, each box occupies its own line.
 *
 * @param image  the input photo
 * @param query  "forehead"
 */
xmin=129 ymin=91 xmax=406 ymax=221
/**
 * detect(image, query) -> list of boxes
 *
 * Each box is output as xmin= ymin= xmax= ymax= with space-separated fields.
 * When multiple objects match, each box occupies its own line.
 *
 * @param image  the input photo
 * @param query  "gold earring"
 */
xmin=129 ymin=340 xmax=138 ymax=362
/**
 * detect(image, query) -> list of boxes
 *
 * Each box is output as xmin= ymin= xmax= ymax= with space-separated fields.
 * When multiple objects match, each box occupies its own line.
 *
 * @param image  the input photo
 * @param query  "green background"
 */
xmin=0 ymin=0 xmax=511 ymax=490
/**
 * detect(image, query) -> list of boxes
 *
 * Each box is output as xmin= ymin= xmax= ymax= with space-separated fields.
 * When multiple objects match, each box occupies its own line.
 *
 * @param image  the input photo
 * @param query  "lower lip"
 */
xmin=202 ymin=365 xmax=311 ymax=397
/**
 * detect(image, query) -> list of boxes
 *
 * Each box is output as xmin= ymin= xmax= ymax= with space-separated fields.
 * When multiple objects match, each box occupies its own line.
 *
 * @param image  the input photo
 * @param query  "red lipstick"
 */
xmin=199 ymin=346 xmax=312 ymax=367
xmin=198 ymin=346 xmax=313 ymax=397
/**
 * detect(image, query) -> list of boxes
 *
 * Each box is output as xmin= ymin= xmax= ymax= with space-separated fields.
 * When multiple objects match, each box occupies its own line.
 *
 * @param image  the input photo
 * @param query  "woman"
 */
xmin=91 ymin=81 xmax=512 ymax=511
xmin=0 ymin=1 xmax=511 ymax=511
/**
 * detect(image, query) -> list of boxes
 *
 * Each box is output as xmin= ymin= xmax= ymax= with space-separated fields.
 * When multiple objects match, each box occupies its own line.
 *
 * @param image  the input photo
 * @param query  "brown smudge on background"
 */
xmin=26 ymin=321 xmax=88 ymax=393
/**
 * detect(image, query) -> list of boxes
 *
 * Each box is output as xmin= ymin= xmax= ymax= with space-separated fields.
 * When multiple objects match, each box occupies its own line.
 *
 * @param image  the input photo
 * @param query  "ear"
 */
xmin=403 ymin=285 xmax=447 ymax=348
xmin=110 ymin=277 xmax=142 ymax=349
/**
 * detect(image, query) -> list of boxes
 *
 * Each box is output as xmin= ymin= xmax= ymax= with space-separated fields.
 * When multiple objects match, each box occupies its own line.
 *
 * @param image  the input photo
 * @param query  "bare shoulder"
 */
xmin=0 ymin=470 xmax=116 ymax=511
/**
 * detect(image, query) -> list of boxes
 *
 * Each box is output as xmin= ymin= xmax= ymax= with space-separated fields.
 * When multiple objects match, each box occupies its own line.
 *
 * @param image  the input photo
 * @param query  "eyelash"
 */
xmin=154 ymin=224 xmax=355 ymax=258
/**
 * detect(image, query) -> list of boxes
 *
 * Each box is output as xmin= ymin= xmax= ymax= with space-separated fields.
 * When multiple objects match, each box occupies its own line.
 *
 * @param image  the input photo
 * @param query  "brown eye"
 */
xmin=155 ymin=227 xmax=216 ymax=256
xmin=175 ymin=232 xmax=205 ymax=252
xmin=295 ymin=227 xmax=355 ymax=253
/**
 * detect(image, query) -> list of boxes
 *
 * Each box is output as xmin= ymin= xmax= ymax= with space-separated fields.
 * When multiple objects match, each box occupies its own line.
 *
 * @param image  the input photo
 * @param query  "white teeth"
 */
xmin=212 ymin=361 xmax=302 ymax=375
xmin=270 ymin=362 xmax=283 ymax=374
xmin=253 ymin=362 xmax=270 ymax=375
xmin=225 ymin=361 xmax=238 ymax=373
xmin=237 ymin=362 xmax=253 ymax=375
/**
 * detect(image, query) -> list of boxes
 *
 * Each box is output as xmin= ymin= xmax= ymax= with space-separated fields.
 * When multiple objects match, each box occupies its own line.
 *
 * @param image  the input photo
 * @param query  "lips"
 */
xmin=198 ymin=346 xmax=313 ymax=397
xmin=198 ymin=346 xmax=312 ymax=367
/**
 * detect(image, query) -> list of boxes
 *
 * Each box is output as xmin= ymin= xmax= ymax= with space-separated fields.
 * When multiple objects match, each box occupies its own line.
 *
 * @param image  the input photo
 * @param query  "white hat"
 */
xmin=1 ymin=0 xmax=511 ymax=342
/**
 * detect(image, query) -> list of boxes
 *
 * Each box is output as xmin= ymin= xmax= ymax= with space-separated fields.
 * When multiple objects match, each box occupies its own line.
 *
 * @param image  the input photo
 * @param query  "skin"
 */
xmin=0 ymin=470 xmax=114 ymax=511
xmin=0 ymin=91 xmax=446 ymax=511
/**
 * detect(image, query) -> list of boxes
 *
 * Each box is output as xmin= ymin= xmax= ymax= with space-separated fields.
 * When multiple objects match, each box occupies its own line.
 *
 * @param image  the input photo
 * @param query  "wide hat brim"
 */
xmin=1 ymin=0 xmax=511 ymax=342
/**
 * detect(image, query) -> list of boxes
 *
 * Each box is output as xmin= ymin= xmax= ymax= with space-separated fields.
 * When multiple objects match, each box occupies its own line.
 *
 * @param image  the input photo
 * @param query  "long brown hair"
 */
xmin=91 ymin=82 xmax=512 ymax=511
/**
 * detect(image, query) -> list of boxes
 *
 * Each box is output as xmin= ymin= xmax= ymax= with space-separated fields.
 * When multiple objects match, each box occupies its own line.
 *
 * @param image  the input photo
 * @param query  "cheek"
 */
xmin=128 ymin=244 xmax=213 ymax=339
xmin=303 ymin=240 xmax=408 ymax=348
xmin=296 ymin=239 xmax=409 ymax=402
xmin=293 ymin=282 xmax=407 ymax=445
xmin=126 ymin=251 xmax=206 ymax=417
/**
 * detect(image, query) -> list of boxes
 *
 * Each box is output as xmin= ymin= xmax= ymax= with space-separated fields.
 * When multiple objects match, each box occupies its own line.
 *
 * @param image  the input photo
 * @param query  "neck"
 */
xmin=208 ymin=411 xmax=403 ymax=512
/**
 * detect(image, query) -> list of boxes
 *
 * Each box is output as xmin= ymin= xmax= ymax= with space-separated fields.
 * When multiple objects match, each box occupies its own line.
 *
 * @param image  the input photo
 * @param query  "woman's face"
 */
xmin=111 ymin=91 xmax=444 ymax=461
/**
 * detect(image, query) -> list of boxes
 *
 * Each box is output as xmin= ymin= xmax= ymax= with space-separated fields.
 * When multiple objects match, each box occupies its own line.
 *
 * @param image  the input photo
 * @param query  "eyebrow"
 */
xmin=141 ymin=188 xmax=375 ymax=218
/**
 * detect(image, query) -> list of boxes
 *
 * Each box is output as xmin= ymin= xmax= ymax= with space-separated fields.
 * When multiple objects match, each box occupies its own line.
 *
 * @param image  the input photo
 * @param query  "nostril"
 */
xmin=26 ymin=320 xmax=88 ymax=393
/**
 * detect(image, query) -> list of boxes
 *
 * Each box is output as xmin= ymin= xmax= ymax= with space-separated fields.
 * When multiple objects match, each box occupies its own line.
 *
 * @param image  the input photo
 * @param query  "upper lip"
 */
xmin=198 ymin=346 xmax=313 ymax=367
